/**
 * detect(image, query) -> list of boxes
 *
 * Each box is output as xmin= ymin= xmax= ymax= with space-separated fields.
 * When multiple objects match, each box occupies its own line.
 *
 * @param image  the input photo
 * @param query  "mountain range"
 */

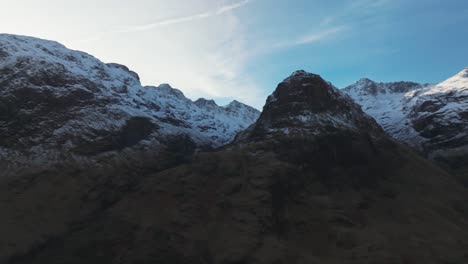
xmin=0 ymin=34 xmax=467 ymax=263
xmin=0 ymin=34 xmax=260 ymax=176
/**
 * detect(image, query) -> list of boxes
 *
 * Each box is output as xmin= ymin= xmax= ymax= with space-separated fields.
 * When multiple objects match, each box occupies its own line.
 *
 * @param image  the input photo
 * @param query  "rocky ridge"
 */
xmin=0 ymin=34 xmax=260 ymax=173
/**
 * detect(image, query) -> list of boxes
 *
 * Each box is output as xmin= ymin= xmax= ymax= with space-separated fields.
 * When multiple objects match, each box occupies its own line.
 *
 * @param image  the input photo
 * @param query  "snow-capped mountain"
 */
xmin=343 ymin=69 xmax=468 ymax=169
xmin=342 ymin=79 xmax=430 ymax=147
xmin=0 ymin=34 xmax=260 ymax=167
xmin=409 ymin=68 xmax=468 ymax=165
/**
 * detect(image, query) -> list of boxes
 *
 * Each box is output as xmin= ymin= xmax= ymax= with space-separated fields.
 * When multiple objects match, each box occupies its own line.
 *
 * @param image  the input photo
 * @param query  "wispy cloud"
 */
xmin=216 ymin=0 xmax=250 ymax=14
xmin=268 ymin=0 xmax=391 ymax=52
xmin=350 ymin=0 xmax=392 ymax=9
xmin=270 ymin=26 xmax=348 ymax=50
xmin=68 ymin=0 xmax=265 ymax=107
xmin=74 ymin=1 xmax=251 ymax=43
xmin=121 ymin=0 xmax=250 ymax=33
xmin=294 ymin=26 xmax=347 ymax=45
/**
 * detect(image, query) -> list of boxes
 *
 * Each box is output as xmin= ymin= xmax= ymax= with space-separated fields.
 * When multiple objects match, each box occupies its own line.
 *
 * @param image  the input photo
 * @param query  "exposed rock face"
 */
xmin=0 ymin=34 xmax=260 ymax=173
xmin=343 ymin=69 xmax=468 ymax=173
xmin=3 ymin=71 xmax=467 ymax=264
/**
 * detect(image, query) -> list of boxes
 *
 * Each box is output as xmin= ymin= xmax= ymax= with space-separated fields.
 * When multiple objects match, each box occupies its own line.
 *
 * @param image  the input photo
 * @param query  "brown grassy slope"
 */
xmin=7 ymin=135 xmax=468 ymax=264
xmin=0 ymin=135 xmax=196 ymax=263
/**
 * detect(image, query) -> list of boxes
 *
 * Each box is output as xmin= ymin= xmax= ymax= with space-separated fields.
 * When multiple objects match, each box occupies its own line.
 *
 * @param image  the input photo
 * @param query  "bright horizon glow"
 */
xmin=1 ymin=0 xmax=467 ymax=109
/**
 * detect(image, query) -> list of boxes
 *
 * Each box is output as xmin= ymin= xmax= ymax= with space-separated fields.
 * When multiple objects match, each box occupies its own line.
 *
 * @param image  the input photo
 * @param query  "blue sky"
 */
xmin=241 ymin=0 xmax=468 ymax=96
xmin=1 ymin=0 xmax=468 ymax=108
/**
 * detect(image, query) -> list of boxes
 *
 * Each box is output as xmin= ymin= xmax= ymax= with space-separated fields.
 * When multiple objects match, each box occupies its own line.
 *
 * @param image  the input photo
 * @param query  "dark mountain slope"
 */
xmin=5 ymin=71 xmax=468 ymax=264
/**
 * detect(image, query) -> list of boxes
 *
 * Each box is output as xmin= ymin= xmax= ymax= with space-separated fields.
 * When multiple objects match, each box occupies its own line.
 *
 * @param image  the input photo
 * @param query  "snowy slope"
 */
xmin=409 ymin=68 xmax=468 ymax=163
xmin=343 ymin=79 xmax=431 ymax=148
xmin=0 ymin=34 xmax=260 ymax=165
xmin=344 ymin=69 xmax=468 ymax=167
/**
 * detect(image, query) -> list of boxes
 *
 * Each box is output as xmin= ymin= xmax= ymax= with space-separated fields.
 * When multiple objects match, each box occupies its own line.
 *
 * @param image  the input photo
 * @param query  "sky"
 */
xmin=1 ymin=0 xmax=468 ymax=109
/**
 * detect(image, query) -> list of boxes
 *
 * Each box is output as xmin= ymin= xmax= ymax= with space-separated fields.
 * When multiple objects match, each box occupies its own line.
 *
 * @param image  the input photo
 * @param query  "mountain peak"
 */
xmin=458 ymin=67 xmax=468 ymax=77
xmin=225 ymin=99 xmax=256 ymax=109
xmin=263 ymin=70 xmax=343 ymax=113
xmin=283 ymin=70 xmax=322 ymax=83
xmin=357 ymin=77 xmax=375 ymax=84
xmin=156 ymin=83 xmax=187 ymax=99
xmin=238 ymin=71 xmax=385 ymax=141
xmin=445 ymin=67 xmax=468 ymax=81
xmin=225 ymin=100 xmax=244 ymax=109
xmin=194 ymin=98 xmax=218 ymax=108
xmin=107 ymin=63 xmax=140 ymax=81
xmin=344 ymin=78 xmax=423 ymax=96
xmin=433 ymin=67 xmax=468 ymax=91
xmin=158 ymin=83 xmax=173 ymax=89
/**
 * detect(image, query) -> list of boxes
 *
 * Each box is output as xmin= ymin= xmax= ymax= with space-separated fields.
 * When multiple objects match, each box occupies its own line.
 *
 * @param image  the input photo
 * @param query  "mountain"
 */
xmin=343 ymin=69 xmax=468 ymax=177
xmin=342 ymin=79 xmax=429 ymax=145
xmin=410 ymin=69 xmax=468 ymax=171
xmin=236 ymin=70 xmax=385 ymax=141
xmin=0 ymin=34 xmax=260 ymax=174
xmin=4 ymin=71 xmax=467 ymax=263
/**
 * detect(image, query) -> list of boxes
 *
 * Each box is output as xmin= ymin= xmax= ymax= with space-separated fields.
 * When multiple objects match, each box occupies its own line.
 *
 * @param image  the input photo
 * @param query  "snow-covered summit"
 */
xmin=153 ymin=83 xmax=187 ymax=99
xmin=0 ymin=34 xmax=140 ymax=92
xmin=421 ymin=68 xmax=468 ymax=95
xmin=225 ymin=100 xmax=245 ymax=109
xmin=345 ymin=78 xmax=426 ymax=96
xmin=194 ymin=98 xmax=218 ymax=109
xmin=457 ymin=67 xmax=468 ymax=78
